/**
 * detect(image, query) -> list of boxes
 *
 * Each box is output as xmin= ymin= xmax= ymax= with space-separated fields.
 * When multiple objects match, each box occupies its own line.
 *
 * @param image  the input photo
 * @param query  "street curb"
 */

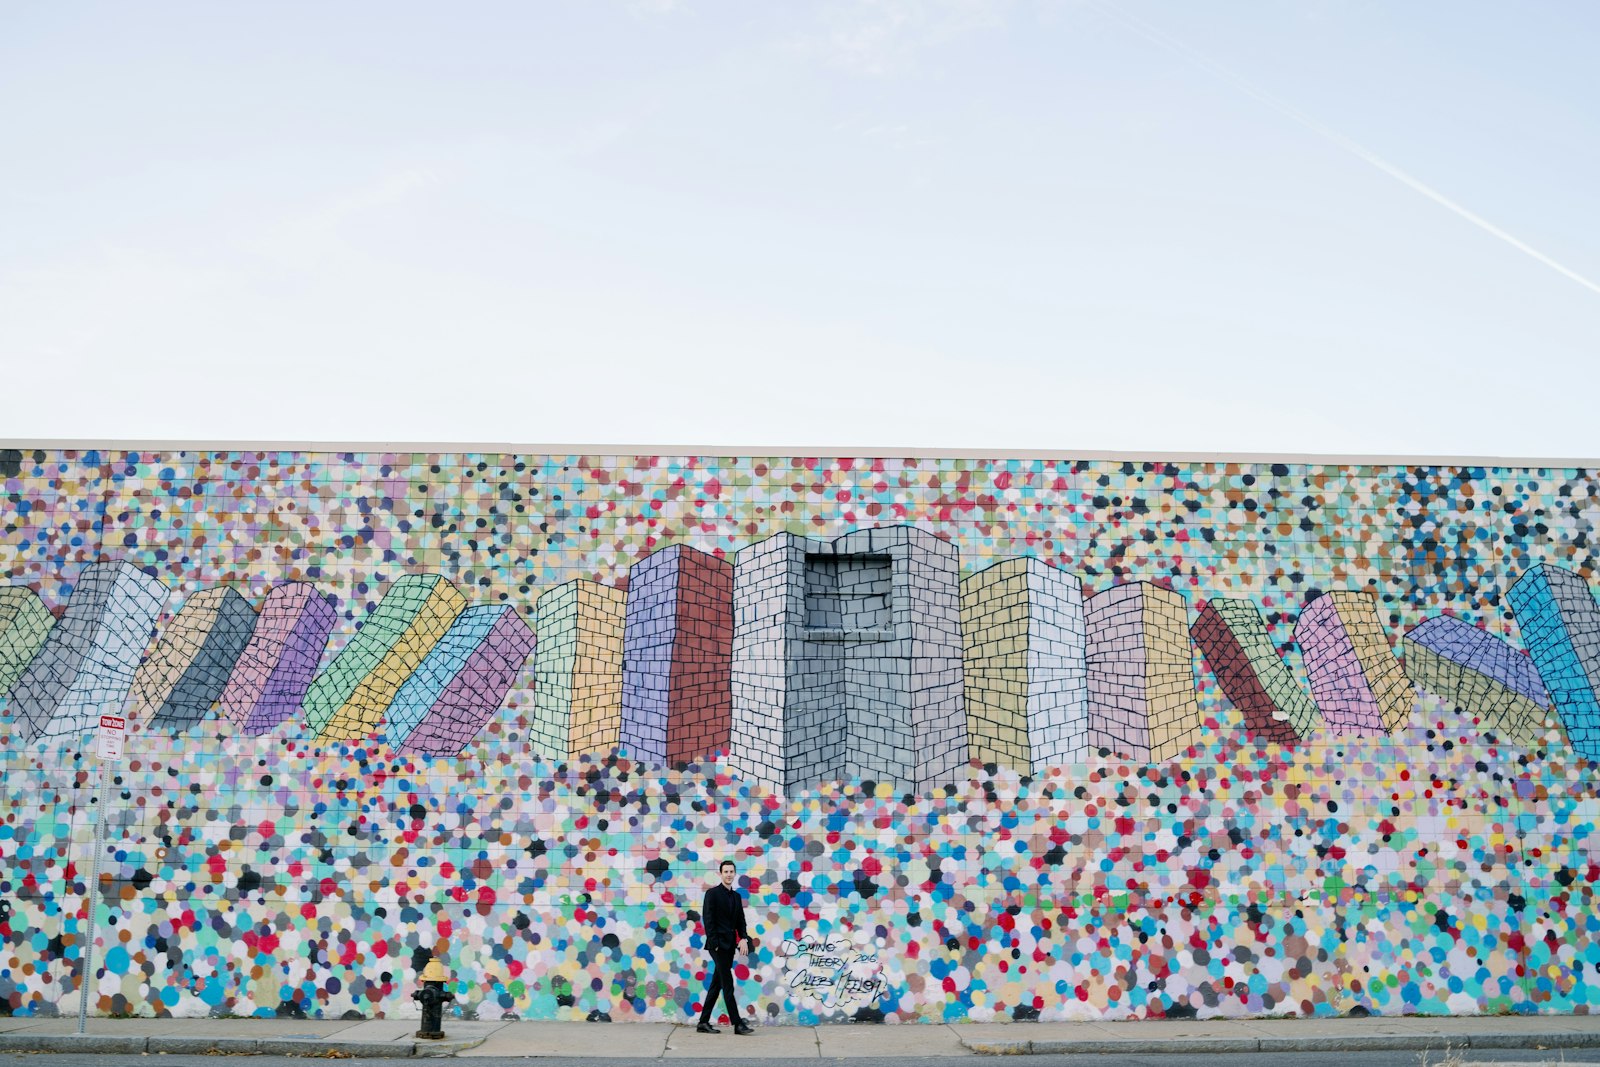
xmin=0 ymin=1033 xmax=151 ymax=1054
xmin=148 ymin=1036 xmax=260 ymax=1055
xmin=1028 ymin=1038 xmax=1262 ymax=1055
xmin=259 ymin=1038 xmax=421 ymax=1057
xmin=416 ymin=1036 xmax=490 ymax=1057
xmin=965 ymin=1031 xmax=1600 ymax=1056
xmin=1254 ymin=1035 xmax=1440 ymax=1052
xmin=0 ymin=1032 xmax=487 ymax=1058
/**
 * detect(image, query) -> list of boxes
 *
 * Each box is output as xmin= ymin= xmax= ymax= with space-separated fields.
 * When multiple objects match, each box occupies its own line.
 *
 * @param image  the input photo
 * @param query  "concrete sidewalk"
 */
xmin=1 ymin=1013 xmax=1599 ymax=1058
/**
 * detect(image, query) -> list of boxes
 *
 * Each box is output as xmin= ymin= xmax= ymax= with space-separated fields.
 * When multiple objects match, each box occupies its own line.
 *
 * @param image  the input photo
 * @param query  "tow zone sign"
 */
xmin=98 ymin=715 xmax=125 ymax=761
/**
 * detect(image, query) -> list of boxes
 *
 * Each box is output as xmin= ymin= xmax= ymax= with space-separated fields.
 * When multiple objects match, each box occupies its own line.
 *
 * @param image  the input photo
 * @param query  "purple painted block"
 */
xmin=401 ymin=608 xmax=536 ymax=756
xmin=620 ymin=547 xmax=680 ymax=760
xmin=218 ymin=583 xmax=337 ymax=735
xmin=619 ymin=545 xmax=734 ymax=764
xmin=1406 ymin=614 xmax=1547 ymax=703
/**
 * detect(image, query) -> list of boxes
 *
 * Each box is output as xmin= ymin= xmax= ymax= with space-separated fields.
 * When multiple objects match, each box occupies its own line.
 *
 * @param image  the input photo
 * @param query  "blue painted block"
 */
xmin=1506 ymin=564 xmax=1600 ymax=758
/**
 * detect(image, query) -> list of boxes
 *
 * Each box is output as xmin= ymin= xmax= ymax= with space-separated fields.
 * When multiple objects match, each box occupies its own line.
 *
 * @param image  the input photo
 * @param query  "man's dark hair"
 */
xmin=719 ymin=860 xmax=736 ymax=872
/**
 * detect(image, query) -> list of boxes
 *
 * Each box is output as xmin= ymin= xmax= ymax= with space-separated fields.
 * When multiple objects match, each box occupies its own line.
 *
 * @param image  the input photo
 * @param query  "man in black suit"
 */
xmin=696 ymin=859 xmax=757 ymax=1035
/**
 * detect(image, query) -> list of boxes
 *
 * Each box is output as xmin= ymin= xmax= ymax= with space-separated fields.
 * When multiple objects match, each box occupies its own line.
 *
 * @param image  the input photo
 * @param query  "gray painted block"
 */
xmin=730 ymin=525 xmax=970 ymax=792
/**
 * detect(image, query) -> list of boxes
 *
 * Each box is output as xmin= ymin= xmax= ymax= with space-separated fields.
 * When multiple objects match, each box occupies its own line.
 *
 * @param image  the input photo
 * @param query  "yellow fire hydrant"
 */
xmin=412 ymin=955 xmax=456 ymax=1039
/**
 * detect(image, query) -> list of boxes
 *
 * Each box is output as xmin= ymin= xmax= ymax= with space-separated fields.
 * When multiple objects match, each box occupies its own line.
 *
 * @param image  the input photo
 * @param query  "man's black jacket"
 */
xmin=702 ymin=883 xmax=750 ymax=952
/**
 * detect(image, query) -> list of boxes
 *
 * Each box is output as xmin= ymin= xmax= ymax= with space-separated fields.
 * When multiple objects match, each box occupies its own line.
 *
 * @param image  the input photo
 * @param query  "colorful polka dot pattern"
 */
xmin=1 ymin=448 xmax=1599 ymax=1023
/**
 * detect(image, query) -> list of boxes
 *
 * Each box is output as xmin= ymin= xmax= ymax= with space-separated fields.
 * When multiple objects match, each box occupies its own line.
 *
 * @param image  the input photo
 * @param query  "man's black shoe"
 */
xmin=696 ymin=1022 xmax=720 ymax=1034
xmin=734 ymin=1023 xmax=755 ymax=1035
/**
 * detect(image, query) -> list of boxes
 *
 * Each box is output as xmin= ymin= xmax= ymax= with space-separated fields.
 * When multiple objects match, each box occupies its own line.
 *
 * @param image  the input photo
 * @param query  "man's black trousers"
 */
xmin=698 ymin=944 xmax=740 ymax=1025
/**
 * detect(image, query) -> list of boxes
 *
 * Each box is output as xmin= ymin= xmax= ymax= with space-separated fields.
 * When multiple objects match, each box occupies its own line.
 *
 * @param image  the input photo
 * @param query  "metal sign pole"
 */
xmin=76 ymin=712 xmax=122 ymax=1037
xmin=76 ymin=754 xmax=109 ymax=1035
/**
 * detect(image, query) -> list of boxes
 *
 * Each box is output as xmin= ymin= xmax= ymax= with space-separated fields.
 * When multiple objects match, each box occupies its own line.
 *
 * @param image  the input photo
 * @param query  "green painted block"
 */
xmin=303 ymin=574 xmax=457 ymax=732
xmin=532 ymin=582 xmax=579 ymax=760
xmin=1211 ymin=598 xmax=1320 ymax=737
xmin=0 ymin=587 xmax=54 ymax=696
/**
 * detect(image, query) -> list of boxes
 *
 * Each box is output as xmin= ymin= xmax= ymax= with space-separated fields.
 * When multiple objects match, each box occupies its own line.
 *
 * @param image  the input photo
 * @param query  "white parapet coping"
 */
xmin=2 ymin=439 xmax=1598 ymax=467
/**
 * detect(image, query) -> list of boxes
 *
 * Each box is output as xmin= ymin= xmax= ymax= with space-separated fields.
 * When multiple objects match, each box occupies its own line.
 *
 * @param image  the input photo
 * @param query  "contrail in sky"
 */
xmin=1086 ymin=1 xmax=1600 ymax=299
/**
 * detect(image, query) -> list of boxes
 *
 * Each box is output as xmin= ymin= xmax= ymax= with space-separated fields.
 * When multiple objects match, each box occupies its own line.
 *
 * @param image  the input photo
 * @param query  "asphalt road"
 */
xmin=6 ymin=1053 xmax=1600 ymax=1067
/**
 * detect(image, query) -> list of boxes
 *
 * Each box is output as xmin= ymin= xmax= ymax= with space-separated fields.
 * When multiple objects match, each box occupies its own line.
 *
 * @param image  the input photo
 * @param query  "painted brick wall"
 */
xmin=3 ymin=448 xmax=1600 ymax=1025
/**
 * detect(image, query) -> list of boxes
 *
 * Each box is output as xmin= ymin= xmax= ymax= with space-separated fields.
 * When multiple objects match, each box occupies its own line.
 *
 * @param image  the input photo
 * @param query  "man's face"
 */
xmin=720 ymin=863 xmax=735 ymax=888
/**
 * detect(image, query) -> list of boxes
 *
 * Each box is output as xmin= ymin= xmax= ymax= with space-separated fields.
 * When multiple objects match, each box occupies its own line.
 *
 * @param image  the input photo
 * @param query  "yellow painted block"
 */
xmin=1141 ymin=585 xmax=1201 ymax=760
xmin=569 ymin=583 xmax=626 ymax=756
xmin=960 ymin=561 xmax=1033 ymax=769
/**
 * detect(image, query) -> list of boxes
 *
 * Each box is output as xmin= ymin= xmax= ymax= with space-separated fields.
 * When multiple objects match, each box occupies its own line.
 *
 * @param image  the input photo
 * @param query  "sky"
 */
xmin=2 ymin=1 xmax=1597 ymax=458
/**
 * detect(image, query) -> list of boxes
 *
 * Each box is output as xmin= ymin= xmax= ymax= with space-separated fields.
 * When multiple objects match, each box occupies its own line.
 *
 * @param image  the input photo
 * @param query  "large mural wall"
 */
xmin=2 ymin=446 xmax=1600 ymax=1024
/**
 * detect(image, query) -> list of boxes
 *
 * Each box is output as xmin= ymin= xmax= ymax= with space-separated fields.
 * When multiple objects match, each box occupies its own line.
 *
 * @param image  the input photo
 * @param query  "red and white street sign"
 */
xmin=97 ymin=715 xmax=125 ymax=761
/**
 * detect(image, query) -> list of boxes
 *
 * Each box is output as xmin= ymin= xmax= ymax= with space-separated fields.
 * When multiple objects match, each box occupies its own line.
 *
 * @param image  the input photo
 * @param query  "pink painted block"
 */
xmin=218 ymin=583 xmax=336 ymax=735
xmin=1294 ymin=592 xmax=1383 ymax=734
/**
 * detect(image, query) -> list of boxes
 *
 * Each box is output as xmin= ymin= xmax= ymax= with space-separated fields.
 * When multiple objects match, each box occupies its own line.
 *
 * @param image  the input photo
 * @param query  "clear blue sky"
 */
xmin=3 ymin=2 xmax=1596 ymax=456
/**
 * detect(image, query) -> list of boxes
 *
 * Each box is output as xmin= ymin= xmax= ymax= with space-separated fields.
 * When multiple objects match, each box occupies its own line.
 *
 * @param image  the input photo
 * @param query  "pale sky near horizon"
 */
xmin=2 ymin=2 xmax=1597 ymax=457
